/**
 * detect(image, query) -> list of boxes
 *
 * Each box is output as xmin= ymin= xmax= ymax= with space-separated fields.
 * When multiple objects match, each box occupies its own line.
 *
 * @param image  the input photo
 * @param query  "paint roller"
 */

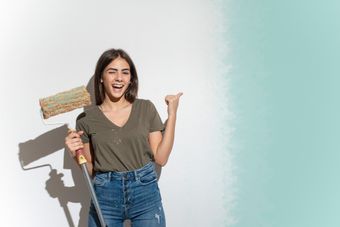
xmin=39 ymin=86 xmax=107 ymax=227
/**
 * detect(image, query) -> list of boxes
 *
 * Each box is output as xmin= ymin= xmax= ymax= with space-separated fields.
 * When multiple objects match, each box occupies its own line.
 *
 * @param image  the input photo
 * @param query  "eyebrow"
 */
xmin=106 ymin=67 xmax=130 ymax=71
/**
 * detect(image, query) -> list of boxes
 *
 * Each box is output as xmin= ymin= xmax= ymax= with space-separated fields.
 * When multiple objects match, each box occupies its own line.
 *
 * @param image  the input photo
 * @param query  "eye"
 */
xmin=123 ymin=71 xmax=130 ymax=75
xmin=108 ymin=70 xmax=116 ymax=74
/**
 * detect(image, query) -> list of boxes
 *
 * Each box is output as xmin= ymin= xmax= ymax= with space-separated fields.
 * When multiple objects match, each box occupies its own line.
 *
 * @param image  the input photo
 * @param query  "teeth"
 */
xmin=112 ymin=84 xmax=123 ymax=88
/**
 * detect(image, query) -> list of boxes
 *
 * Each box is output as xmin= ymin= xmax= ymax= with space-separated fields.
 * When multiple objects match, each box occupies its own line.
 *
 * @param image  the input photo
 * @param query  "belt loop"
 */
xmin=134 ymin=170 xmax=139 ymax=181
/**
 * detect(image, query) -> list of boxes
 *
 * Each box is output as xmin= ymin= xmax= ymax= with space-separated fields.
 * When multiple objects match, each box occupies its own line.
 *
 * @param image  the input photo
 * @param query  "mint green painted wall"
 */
xmin=225 ymin=1 xmax=340 ymax=226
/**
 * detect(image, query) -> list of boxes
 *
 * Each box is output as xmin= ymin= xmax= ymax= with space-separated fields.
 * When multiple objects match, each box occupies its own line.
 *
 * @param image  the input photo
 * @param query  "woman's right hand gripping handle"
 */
xmin=65 ymin=130 xmax=87 ymax=165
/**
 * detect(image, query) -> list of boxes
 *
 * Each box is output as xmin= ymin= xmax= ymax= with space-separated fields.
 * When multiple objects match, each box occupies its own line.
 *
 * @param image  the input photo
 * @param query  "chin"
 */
xmin=109 ymin=91 xmax=128 ymax=100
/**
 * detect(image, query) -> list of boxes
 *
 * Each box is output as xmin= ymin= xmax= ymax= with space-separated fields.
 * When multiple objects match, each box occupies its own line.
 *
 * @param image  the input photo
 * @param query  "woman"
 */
xmin=65 ymin=48 xmax=182 ymax=227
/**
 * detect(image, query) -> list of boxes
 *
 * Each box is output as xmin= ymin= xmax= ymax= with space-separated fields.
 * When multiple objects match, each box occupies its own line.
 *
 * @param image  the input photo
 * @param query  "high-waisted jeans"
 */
xmin=88 ymin=162 xmax=166 ymax=227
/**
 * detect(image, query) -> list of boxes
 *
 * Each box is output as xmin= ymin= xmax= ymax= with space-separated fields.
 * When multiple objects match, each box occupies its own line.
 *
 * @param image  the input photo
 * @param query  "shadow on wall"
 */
xmin=17 ymin=78 xmax=93 ymax=227
xmin=18 ymin=76 xmax=162 ymax=227
xmin=18 ymin=124 xmax=90 ymax=227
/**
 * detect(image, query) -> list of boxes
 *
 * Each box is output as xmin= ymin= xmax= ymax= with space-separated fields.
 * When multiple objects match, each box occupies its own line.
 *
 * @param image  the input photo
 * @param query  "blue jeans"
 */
xmin=88 ymin=162 xmax=166 ymax=227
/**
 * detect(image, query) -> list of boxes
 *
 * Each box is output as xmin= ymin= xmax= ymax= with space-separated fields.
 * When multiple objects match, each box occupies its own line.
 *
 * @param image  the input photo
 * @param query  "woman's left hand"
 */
xmin=165 ymin=92 xmax=183 ymax=116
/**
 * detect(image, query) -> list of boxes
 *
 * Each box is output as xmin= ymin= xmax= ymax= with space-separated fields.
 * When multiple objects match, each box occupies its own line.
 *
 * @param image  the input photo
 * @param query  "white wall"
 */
xmin=0 ymin=0 xmax=232 ymax=226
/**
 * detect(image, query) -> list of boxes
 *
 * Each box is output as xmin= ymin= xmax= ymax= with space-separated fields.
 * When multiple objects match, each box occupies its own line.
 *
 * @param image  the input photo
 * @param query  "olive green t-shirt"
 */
xmin=76 ymin=99 xmax=164 ymax=172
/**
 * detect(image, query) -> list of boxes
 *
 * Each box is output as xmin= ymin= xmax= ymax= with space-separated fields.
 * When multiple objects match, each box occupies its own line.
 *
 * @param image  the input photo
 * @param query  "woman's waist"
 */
xmin=94 ymin=161 xmax=155 ymax=181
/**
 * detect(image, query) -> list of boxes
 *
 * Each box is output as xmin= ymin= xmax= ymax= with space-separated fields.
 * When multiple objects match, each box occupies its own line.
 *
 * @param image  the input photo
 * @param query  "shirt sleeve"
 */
xmin=75 ymin=113 xmax=90 ymax=143
xmin=147 ymin=100 xmax=165 ymax=133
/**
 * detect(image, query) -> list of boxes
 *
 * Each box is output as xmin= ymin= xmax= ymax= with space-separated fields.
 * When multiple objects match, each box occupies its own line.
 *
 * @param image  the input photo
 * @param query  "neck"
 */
xmin=101 ymin=96 xmax=130 ymax=111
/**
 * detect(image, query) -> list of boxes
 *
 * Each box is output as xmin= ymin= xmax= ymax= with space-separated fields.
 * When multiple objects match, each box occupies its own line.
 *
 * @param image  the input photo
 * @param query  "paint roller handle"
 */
xmin=66 ymin=128 xmax=87 ymax=165
xmin=75 ymin=148 xmax=88 ymax=165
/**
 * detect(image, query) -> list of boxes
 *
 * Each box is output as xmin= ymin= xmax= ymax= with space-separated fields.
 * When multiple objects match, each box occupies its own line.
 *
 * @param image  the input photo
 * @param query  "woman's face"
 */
xmin=102 ymin=57 xmax=131 ymax=102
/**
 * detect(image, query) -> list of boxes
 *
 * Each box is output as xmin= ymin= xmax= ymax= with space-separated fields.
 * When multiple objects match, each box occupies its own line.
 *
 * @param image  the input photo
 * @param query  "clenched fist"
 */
xmin=65 ymin=130 xmax=84 ymax=158
xmin=165 ymin=92 xmax=183 ymax=117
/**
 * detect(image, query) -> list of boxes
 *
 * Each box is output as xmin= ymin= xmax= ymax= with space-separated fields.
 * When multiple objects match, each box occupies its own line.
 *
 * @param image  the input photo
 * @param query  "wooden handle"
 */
xmin=76 ymin=148 xmax=87 ymax=165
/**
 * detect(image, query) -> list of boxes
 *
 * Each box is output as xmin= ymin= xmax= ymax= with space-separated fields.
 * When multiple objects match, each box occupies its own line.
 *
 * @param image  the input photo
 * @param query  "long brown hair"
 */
xmin=94 ymin=49 xmax=138 ymax=105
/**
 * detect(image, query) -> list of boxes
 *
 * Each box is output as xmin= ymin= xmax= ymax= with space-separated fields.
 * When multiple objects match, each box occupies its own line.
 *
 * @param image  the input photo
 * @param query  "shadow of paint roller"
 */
xmin=39 ymin=86 xmax=107 ymax=227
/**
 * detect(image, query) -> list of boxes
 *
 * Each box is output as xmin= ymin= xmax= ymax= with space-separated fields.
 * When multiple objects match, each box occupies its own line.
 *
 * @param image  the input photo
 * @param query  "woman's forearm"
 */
xmin=155 ymin=114 xmax=177 ymax=166
xmin=154 ymin=92 xmax=183 ymax=166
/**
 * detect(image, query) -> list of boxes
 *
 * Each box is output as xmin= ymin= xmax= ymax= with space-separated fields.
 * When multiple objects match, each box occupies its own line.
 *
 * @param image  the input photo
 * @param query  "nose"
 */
xmin=115 ymin=71 xmax=123 ymax=81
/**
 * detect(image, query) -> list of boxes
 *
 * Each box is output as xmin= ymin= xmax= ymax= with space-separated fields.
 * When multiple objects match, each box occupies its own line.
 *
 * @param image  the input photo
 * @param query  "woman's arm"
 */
xmin=65 ymin=131 xmax=94 ymax=176
xmin=149 ymin=92 xmax=183 ymax=166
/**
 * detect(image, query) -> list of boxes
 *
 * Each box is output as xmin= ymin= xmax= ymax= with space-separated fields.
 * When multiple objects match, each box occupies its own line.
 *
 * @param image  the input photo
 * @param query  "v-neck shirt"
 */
xmin=97 ymin=102 xmax=135 ymax=129
xmin=76 ymin=99 xmax=164 ymax=172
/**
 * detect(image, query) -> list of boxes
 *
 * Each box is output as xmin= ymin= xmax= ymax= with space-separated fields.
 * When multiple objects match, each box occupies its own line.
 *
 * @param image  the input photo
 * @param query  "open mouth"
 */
xmin=112 ymin=84 xmax=124 ymax=91
xmin=112 ymin=84 xmax=123 ymax=88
